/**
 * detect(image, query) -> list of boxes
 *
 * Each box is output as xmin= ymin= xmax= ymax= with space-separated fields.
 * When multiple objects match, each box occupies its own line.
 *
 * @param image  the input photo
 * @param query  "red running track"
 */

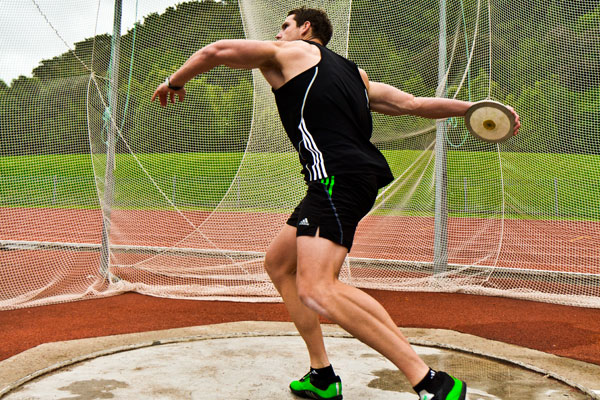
xmin=1 ymin=291 xmax=600 ymax=367
xmin=1 ymin=208 xmax=599 ymax=367
xmin=2 ymin=207 xmax=599 ymax=272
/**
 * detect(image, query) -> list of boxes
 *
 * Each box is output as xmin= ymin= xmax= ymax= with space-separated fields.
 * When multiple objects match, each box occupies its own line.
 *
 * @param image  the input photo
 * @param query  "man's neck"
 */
xmin=302 ymin=35 xmax=323 ymax=45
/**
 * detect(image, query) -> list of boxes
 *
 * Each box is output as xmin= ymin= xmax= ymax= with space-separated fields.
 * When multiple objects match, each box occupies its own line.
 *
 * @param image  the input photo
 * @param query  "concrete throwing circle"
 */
xmin=3 ymin=335 xmax=588 ymax=399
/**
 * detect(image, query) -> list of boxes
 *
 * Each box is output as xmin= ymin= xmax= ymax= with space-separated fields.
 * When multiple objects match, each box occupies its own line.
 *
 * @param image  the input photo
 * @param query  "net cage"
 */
xmin=0 ymin=0 xmax=598 ymax=310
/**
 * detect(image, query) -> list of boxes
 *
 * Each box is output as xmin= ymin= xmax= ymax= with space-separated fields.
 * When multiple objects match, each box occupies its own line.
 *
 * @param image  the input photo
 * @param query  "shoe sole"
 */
xmin=290 ymin=388 xmax=343 ymax=400
xmin=457 ymin=381 xmax=467 ymax=400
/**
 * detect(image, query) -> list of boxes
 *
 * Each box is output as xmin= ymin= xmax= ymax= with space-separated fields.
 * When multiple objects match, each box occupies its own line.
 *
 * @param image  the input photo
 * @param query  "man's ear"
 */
xmin=300 ymin=21 xmax=312 ymax=35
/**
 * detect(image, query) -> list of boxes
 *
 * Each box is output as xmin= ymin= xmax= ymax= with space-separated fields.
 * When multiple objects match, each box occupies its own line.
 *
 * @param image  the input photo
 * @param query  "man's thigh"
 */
xmin=265 ymin=224 xmax=298 ymax=274
xmin=296 ymin=233 xmax=348 ymax=283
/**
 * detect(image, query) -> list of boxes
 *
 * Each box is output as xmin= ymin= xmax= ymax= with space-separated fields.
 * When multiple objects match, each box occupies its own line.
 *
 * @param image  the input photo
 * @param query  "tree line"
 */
xmin=0 ymin=0 xmax=598 ymax=156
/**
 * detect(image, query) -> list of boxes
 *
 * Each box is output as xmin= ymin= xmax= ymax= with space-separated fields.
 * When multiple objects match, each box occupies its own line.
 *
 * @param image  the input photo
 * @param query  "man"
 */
xmin=153 ymin=7 xmax=520 ymax=400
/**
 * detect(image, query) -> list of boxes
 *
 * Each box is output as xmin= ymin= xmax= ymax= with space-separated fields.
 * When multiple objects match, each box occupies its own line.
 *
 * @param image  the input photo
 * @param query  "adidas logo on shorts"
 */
xmin=298 ymin=218 xmax=310 ymax=226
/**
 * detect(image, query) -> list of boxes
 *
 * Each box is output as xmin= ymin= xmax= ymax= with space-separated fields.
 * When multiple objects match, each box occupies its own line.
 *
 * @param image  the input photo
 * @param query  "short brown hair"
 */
xmin=288 ymin=7 xmax=333 ymax=46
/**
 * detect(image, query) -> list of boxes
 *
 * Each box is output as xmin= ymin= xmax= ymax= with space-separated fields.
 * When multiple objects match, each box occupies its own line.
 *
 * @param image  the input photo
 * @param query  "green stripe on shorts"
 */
xmin=320 ymin=176 xmax=335 ymax=197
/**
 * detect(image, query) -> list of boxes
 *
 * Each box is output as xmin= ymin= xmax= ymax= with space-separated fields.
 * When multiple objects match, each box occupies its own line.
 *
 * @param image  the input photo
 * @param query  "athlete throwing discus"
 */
xmin=153 ymin=7 xmax=520 ymax=400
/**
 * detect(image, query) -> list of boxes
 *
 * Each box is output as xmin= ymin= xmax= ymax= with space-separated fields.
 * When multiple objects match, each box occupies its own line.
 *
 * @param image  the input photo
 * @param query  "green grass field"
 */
xmin=0 ymin=151 xmax=598 ymax=219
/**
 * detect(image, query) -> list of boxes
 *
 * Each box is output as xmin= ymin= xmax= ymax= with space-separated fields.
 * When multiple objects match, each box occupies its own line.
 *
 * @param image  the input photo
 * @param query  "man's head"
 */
xmin=275 ymin=7 xmax=333 ymax=46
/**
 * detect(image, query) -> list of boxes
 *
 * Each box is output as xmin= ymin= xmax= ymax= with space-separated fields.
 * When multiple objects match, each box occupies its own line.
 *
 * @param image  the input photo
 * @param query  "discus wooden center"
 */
xmin=483 ymin=119 xmax=496 ymax=130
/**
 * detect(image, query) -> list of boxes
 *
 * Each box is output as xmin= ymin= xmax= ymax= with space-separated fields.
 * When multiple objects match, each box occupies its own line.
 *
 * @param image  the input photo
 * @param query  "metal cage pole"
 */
xmin=434 ymin=0 xmax=449 ymax=275
xmin=99 ymin=0 xmax=122 ymax=281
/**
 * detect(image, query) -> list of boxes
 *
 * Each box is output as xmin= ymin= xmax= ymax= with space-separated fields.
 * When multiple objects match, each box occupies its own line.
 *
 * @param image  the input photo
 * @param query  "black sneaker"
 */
xmin=417 ymin=371 xmax=467 ymax=400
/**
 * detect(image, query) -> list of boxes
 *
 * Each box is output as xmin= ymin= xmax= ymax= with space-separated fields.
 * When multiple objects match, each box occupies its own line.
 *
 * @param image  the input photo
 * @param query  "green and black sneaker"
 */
xmin=417 ymin=371 xmax=467 ymax=400
xmin=290 ymin=370 xmax=343 ymax=400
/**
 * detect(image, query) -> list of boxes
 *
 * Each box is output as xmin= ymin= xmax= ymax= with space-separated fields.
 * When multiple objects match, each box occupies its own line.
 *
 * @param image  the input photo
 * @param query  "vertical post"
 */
xmin=434 ymin=0 xmax=448 ymax=275
xmin=554 ymin=177 xmax=559 ymax=217
xmin=52 ymin=175 xmax=58 ymax=205
xmin=172 ymin=176 xmax=177 ymax=205
xmin=463 ymin=177 xmax=468 ymax=213
xmin=99 ymin=0 xmax=122 ymax=281
xmin=237 ymin=177 xmax=241 ymax=208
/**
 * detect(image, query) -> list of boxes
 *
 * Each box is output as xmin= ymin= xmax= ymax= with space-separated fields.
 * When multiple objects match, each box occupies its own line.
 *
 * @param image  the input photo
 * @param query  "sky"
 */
xmin=0 ymin=0 xmax=178 ymax=83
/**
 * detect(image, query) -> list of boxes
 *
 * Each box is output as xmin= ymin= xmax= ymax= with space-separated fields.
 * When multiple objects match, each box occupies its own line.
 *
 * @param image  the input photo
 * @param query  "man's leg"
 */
xmin=264 ymin=224 xmax=330 ymax=369
xmin=295 ymin=234 xmax=430 ymax=386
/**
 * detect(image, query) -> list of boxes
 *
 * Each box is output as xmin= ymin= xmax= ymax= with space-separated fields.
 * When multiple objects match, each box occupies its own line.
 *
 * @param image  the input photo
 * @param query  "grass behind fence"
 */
xmin=0 ymin=151 xmax=598 ymax=219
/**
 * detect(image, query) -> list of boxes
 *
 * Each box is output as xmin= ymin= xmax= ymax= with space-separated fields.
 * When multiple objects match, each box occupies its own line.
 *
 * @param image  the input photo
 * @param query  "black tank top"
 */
xmin=272 ymin=41 xmax=394 ymax=188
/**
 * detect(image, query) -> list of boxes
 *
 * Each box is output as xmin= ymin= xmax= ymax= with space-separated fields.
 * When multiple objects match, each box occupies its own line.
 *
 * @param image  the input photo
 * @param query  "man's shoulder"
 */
xmin=264 ymin=40 xmax=317 ymax=63
xmin=275 ymin=40 xmax=317 ymax=52
xmin=273 ymin=40 xmax=321 ymax=67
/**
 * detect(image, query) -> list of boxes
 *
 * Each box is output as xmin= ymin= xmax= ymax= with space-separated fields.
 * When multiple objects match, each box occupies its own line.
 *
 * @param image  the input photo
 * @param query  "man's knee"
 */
xmin=296 ymin=277 xmax=335 ymax=317
xmin=264 ymin=228 xmax=297 ymax=280
xmin=264 ymin=247 xmax=294 ymax=279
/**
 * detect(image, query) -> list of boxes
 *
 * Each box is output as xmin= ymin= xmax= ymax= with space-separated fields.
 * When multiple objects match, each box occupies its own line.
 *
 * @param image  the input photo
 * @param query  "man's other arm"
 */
xmin=363 ymin=74 xmax=519 ymax=135
xmin=365 ymin=79 xmax=472 ymax=119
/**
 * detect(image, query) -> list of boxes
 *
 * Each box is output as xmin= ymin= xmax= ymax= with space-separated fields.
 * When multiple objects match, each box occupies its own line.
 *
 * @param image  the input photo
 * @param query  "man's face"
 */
xmin=276 ymin=14 xmax=304 ymax=41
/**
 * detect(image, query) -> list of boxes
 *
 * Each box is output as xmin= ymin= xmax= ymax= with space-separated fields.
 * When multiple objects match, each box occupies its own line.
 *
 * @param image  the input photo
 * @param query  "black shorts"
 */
xmin=286 ymin=175 xmax=378 ymax=251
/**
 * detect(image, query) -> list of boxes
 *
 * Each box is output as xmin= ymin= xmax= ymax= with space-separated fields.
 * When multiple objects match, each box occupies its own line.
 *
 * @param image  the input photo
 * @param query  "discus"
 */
xmin=465 ymin=100 xmax=515 ymax=143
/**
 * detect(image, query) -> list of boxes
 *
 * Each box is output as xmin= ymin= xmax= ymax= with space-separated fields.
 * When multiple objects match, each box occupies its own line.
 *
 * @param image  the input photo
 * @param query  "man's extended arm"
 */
xmin=172 ymin=40 xmax=278 ymax=84
xmin=152 ymin=39 xmax=280 ymax=107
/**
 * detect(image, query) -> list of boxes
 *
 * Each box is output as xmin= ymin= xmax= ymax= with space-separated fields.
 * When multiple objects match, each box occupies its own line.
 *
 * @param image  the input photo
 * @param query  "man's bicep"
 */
xmin=358 ymin=68 xmax=370 ymax=90
xmin=209 ymin=39 xmax=280 ymax=70
xmin=367 ymin=81 xmax=416 ymax=116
